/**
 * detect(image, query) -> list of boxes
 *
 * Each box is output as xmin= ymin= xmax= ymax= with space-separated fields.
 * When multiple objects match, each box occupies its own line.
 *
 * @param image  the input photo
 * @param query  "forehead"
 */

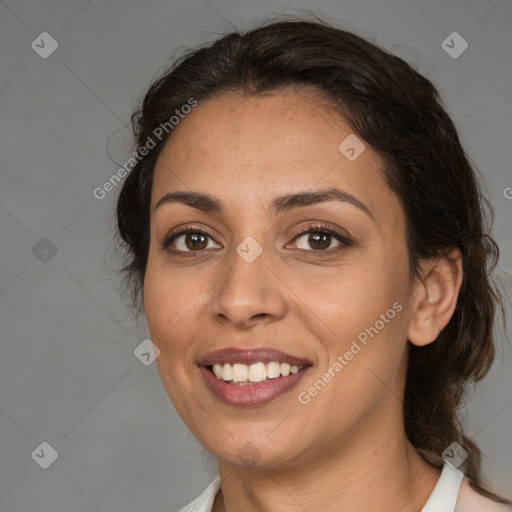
xmin=151 ymin=90 xmax=395 ymax=219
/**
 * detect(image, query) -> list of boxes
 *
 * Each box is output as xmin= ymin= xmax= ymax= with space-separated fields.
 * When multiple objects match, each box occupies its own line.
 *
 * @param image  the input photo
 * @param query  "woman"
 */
xmin=115 ymin=16 xmax=511 ymax=511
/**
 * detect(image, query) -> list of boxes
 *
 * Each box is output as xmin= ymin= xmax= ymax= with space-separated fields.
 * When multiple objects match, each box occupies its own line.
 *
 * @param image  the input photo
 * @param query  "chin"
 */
xmin=208 ymin=436 xmax=302 ymax=470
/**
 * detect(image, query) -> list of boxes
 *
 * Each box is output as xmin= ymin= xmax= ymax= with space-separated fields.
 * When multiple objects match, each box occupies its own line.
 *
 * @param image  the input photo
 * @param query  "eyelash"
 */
xmin=161 ymin=223 xmax=353 ymax=255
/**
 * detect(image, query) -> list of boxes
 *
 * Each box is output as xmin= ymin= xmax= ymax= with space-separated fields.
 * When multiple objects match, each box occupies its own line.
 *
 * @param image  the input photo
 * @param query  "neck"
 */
xmin=213 ymin=411 xmax=441 ymax=512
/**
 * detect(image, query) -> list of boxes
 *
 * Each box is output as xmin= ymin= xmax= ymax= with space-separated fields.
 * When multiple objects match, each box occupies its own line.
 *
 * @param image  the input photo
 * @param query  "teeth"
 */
xmin=232 ymin=363 xmax=248 ymax=382
xmin=281 ymin=363 xmax=291 ymax=377
xmin=248 ymin=362 xmax=267 ymax=383
xmin=211 ymin=362 xmax=304 ymax=383
xmin=267 ymin=361 xmax=281 ymax=379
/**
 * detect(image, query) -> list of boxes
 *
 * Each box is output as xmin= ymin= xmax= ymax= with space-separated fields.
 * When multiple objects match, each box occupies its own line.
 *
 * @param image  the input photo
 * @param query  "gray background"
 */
xmin=0 ymin=0 xmax=511 ymax=510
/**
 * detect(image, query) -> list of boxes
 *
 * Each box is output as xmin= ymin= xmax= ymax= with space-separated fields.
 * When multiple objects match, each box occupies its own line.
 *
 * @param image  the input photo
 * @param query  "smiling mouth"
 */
xmin=199 ymin=361 xmax=312 ymax=406
xmin=206 ymin=361 xmax=310 ymax=385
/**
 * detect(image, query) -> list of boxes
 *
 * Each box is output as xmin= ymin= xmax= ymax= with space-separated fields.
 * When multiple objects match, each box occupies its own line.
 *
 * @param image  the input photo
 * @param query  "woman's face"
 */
xmin=144 ymin=89 xmax=417 ymax=469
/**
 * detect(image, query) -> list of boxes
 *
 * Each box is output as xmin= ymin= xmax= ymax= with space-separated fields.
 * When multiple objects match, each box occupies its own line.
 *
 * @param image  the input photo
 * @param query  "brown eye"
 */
xmin=290 ymin=224 xmax=352 ymax=252
xmin=162 ymin=224 xmax=352 ymax=255
xmin=313 ymin=233 xmax=334 ymax=250
xmin=295 ymin=231 xmax=340 ymax=251
xmin=183 ymin=232 xmax=208 ymax=250
xmin=162 ymin=228 xmax=221 ymax=253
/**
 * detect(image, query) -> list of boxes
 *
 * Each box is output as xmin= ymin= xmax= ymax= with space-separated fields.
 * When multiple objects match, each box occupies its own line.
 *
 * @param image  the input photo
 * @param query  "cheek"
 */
xmin=143 ymin=258 xmax=184 ymax=350
xmin=306 ymin=255 xmax=407 ymax=332
xmin=301 ymin=249 xmax=410 ymax=377
xmin=143 ymin=262 xmax=202 ymax=413
xmin=142 ymin=255 xmax=211 ymax=368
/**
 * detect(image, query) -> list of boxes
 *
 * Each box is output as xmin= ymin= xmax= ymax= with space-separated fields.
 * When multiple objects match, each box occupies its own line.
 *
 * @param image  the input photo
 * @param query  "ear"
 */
xmin=407 ymin=248 xmax=463 ymax=347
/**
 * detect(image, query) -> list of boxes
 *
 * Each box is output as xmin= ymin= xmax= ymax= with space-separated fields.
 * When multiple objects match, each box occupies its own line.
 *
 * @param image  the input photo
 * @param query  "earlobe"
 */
xmin=407 ymin=248 xmax=463 ymax=347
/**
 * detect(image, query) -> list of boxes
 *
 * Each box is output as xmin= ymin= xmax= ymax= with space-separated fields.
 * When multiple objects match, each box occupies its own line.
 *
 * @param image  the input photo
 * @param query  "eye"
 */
xmin=288 ymin=224 xmax=352 ymax=252
xmin=161 ymin=227 xmax=221 ymax=253
xmin=161 ymin=223 xmax=352 ymax=255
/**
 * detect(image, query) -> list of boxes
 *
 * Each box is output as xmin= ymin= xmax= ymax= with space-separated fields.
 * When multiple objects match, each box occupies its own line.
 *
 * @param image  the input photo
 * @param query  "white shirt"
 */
xmin=176 ymin=462 xmax=510 ymax=512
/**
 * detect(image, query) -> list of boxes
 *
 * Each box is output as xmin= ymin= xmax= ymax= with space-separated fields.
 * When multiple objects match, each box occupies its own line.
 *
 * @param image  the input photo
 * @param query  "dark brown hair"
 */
xmin=115 ymin=14 xmax=510 ymax=503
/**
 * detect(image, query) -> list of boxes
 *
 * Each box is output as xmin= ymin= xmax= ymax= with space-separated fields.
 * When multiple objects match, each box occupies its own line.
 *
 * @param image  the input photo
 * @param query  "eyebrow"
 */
xmin=153 ymin=187 xmax=374 ymax=220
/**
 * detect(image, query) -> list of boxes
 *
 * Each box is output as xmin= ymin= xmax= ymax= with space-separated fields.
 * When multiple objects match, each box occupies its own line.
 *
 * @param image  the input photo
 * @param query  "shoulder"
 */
xmin=455 ymin=477 xmax=512 ymax=512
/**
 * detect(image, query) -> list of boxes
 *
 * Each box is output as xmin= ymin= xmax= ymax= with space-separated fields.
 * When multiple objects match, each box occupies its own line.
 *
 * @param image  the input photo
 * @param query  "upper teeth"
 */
xmin=212 ymin=362 xmax=304 ymax=382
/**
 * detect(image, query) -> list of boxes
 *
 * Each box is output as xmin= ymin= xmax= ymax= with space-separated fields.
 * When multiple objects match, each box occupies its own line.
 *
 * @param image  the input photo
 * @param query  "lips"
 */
xmin=199 ymin=364 xmax=311 ymax=406
xmin=198 ymin=346 xmax=313 ymax=406
xmin=198 ymin=347 xmax=313 ymax=367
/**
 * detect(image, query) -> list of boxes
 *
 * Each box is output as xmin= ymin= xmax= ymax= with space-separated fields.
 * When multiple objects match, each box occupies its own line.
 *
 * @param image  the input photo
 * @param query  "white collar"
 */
xmin=178 ymin=462 xmax=463 ymax=512
xmin=421 ymin=462 xmax=464 ymax=511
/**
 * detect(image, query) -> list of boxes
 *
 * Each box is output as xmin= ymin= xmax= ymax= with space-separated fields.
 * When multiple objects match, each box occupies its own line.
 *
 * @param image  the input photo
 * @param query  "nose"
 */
xmin=209 ymin=246 xmax=287 ymax=330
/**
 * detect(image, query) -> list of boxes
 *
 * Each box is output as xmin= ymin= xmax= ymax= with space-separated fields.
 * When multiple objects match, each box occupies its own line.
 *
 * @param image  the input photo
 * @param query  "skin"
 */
xmin=143 ymin=89 xmax=464 ymax=511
